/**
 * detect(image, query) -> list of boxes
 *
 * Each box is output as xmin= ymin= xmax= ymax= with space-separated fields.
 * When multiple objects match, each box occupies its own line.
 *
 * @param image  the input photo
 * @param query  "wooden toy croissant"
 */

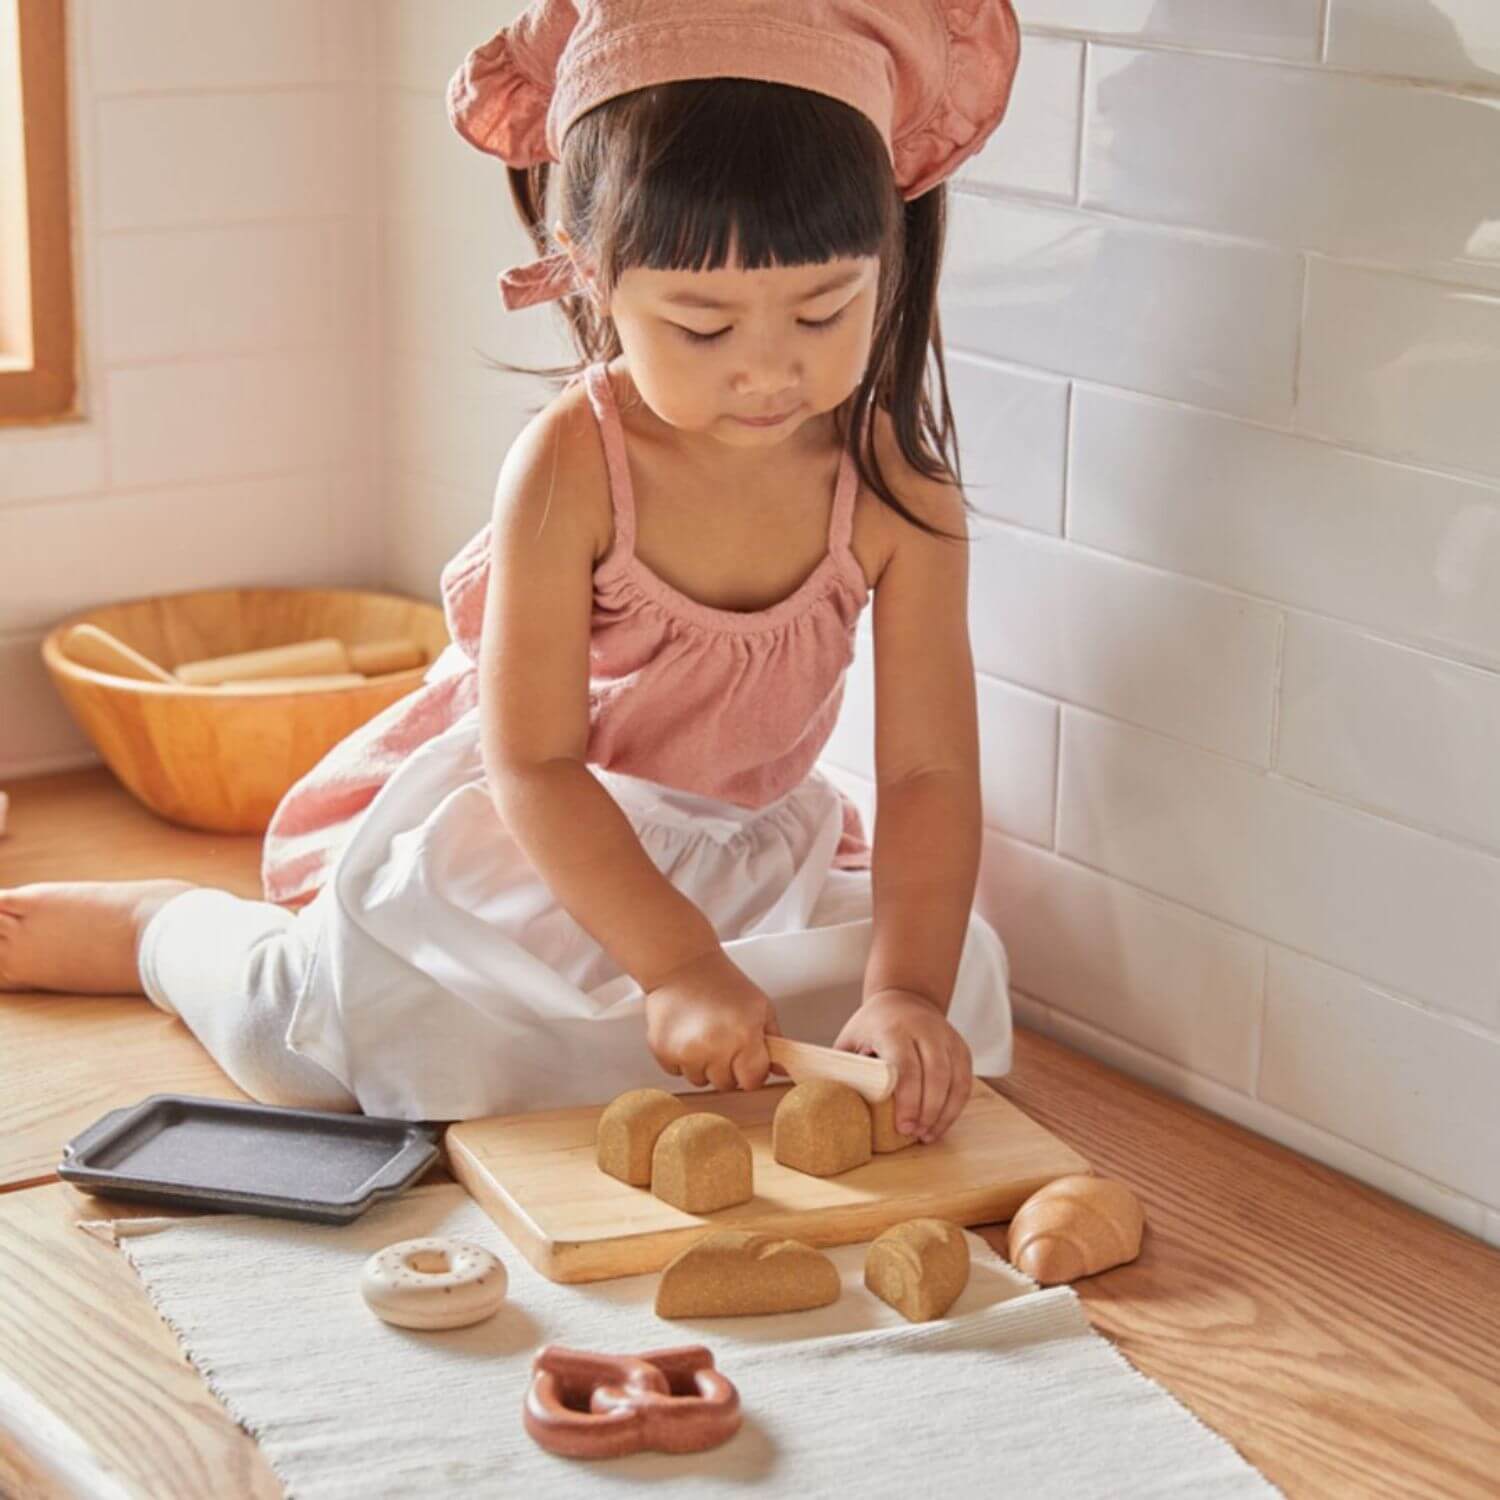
xmin=1006 ymin=1174 xmax=1145 ymax=1285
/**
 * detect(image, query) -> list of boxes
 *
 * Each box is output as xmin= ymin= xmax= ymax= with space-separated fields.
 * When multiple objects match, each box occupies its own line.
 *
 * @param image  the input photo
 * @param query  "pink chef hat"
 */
xmin=448 ymin=0 xmax=1022 ymax=311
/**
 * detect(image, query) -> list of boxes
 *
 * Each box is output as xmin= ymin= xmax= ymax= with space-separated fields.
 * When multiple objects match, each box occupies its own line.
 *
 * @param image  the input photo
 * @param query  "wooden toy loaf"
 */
xmin=1006 ymin=1175 xmax=1145 ymax=1285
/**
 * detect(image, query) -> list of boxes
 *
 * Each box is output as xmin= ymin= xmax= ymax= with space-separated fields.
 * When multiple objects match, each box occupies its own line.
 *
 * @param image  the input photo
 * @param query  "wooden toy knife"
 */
xmin=764 ymin=1037 xmax=896 ymax=1103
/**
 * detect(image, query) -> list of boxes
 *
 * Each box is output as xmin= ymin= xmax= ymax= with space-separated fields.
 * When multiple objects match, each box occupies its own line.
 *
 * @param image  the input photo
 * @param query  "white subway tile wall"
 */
xmin=5 ymin=0 xmax=1498 ymax=1242
xmin=850 ymin=1 xmax=1500 ymax=1237
xmin=0 ymin=0 xmax=379 ymax=776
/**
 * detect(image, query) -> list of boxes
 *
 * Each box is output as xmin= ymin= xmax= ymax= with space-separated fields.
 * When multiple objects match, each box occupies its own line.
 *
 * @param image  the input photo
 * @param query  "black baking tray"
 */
xmin=57 ymin=1094 xmax=441 ymax=1224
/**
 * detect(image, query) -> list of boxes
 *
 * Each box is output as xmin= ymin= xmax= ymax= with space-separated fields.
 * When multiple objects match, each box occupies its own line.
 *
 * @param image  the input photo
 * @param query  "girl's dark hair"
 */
xmin=483 ymin=77 xmax=969 ymax=543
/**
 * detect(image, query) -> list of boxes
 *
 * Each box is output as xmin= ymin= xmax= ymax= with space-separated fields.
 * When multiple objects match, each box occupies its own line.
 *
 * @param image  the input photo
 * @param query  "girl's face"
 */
xmin=558 ymin=227 xmax=879 ymax=455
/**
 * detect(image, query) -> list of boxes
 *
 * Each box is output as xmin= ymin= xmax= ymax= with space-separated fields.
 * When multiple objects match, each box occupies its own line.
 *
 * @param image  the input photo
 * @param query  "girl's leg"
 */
xmin=135 ymin=886 xmax=357 ymax=1110
xmin=0 ymin=881 xmax=356 ymax=1111
xmin=0 ymin=881 xmax=191 ymax=995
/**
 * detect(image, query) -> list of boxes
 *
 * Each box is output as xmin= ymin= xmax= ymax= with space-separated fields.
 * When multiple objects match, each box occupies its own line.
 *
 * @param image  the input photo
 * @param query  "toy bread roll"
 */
xmin=650 ymin=1114 xmax=753 ymax=1213
xmin=868 ymin=1093 xmax=917 ymax=1154
xmin=655 ymin=1230 xmax=841 ymax=1319
xmin=1006 ymin=1175 xmax=1145 ymax=1285
xmin=864 ymin=1218 xmax=970 ymax=1322
xmin=596 ymin=1088 xmax=692 ymax=1186
xmin=772 ymin=1080 xmax=872 ymax=1177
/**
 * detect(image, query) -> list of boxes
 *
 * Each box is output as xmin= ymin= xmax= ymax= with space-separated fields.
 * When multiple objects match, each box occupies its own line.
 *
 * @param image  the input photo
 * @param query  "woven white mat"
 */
xmin=80 ymin=1183 xmax=1281 ymax=1499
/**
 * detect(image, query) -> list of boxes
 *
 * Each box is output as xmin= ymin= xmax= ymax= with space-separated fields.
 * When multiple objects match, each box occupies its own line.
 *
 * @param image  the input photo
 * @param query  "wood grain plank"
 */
xmin=0 ymin=1185 xmax=283 ymax=1500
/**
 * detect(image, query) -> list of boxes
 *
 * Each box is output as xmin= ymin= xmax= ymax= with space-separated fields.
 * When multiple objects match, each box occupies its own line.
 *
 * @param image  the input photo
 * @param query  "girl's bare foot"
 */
xmin=0 ymin=881 xmax=195 ymax=995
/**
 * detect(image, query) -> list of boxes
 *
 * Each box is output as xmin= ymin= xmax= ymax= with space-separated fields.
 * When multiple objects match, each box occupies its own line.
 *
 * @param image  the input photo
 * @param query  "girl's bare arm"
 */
xmin=476 ymin=399 xmax=725 ymax=994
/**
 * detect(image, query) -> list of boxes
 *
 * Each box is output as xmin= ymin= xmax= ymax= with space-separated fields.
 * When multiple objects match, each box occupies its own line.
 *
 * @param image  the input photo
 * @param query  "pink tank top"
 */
xmin=261 ymin=360 xmax=873 ymax=907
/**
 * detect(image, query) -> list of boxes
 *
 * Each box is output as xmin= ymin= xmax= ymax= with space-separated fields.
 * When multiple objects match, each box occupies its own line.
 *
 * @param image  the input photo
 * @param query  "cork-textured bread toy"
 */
xmin=864 ymin=1218 xmax=970 ymax=1322
xmin=656 ymin=1230 xmax=841 ymax=1318
xmin=868 ymin=1093 xmax=918 ymax=1154
xmin=651 ymin=1114 xmax=754 ymax=1214
xmin=772 ymin=1080 xmax=873 ymax=1176
xmin=596 ymin=1089 xmax=692 ymax=1186
xmin=1007 ymin=1175 xmax=1145 ymax=1285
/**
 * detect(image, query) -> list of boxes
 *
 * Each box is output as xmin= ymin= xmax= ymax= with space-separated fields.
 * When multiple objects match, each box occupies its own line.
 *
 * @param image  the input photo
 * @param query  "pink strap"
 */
xmin=584 ymin=360 xmax=860 ymax=566
xmin=582 ymin=362 xmax=638 ymax=561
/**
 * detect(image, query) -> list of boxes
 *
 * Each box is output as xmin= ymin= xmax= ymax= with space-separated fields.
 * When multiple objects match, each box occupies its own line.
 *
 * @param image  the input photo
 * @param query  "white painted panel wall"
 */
xmin=0 ymin=0 xmax=380 ymax=777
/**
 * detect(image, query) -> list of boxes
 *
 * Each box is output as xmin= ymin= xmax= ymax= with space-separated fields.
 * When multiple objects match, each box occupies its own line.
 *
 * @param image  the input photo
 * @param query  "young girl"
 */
xmin=0 ymin=0 xmax=1022 ymax=1142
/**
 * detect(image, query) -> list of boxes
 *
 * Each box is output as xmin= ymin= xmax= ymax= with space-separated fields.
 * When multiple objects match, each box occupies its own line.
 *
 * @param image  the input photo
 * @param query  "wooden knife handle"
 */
xmin=764 ymin=1037 xmax=896 ymax=1103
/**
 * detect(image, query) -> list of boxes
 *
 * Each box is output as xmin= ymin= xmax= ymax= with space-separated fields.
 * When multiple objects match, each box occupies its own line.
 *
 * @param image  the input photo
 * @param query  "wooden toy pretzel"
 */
xmin=523 ymin=1344 xmax=742 ymax=1459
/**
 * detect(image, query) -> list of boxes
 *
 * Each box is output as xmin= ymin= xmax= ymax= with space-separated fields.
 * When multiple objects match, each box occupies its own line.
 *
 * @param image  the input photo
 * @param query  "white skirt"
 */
xmin=143 ymin=708 xmax=1013 ymax=1121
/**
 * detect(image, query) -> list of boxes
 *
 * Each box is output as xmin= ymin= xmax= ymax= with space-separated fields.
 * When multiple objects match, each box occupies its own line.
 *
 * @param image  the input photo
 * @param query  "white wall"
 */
xmin=0 ymin=0 xmax=383 ymax=776
xmin=829 ymin=2 xmax=1500 ymax=1244
xmin=5 ymin=1 xmax=1498 ymax=1247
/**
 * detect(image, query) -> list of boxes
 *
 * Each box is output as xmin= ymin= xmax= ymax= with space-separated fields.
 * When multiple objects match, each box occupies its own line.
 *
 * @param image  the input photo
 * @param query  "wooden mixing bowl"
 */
xmin=42 ymin=586 xmax=451 ymax=834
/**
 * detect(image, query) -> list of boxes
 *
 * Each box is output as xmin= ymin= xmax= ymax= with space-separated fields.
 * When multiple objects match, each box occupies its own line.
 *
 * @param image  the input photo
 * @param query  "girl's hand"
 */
xmin=832 ymin=989 xmax=973 ymax=1144
xmin=643 ymin=949 xmax=787 ymax=1093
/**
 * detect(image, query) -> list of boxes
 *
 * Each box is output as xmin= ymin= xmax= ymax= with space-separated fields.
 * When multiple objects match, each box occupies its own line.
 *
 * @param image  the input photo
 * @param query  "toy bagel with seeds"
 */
xmin=360 ymin=1236 xmax=508 ymax=1329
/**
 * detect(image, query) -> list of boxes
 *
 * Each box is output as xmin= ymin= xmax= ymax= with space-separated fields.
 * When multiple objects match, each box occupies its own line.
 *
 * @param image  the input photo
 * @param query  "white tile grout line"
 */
xmin=1250 ymin=945 xmax=1270 ymax=1101
xmin=1059 ymin=379 xmax=1075 ymax=538
xmin=1049 ymin=695 xmax=1064 ymax=853
xmin=1267 ymin=610 xmax=1288 ymax=769
xmin=1290 ymin=252 xmax=1311 ymax=415
xmin=1071 ymin=41 xmax=1089 ymax=207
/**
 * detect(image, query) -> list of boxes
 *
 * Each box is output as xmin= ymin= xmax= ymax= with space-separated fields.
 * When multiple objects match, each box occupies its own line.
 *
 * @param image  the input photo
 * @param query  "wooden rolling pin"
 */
xmin=764 ymin=1037 xmax=896 ymax=1103
xmin=61 ymin=624 xmax=175 ymax=683
xmin=223 ymin=673 xmax=368 ymax=694
xmin=175 ymin=636 xmax=423 ymax=686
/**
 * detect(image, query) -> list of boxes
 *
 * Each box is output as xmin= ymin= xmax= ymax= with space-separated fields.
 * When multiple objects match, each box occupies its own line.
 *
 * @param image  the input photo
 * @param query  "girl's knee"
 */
xmin=963 ymin=909 xmax=1010 ymax=984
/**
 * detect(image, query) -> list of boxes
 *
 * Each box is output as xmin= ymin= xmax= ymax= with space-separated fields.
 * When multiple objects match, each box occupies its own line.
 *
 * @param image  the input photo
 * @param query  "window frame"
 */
xmin=1 ymin=0 xmax=77 ymax=425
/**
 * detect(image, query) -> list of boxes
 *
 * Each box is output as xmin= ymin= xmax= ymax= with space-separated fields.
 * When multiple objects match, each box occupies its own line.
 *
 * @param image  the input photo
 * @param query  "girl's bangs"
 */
xmin=598 ymin=80 xmax=896 ymax=279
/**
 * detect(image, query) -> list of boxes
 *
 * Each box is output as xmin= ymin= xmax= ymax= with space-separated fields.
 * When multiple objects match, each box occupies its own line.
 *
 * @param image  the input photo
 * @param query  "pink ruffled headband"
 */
xmin=447 ymin=0 xmax=1022 ymax=311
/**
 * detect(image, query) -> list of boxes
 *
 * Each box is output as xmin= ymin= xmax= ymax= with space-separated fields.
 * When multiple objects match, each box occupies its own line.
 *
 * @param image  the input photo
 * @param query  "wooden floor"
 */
xmin=1 ymin=768 xmax=1498 ymax=1499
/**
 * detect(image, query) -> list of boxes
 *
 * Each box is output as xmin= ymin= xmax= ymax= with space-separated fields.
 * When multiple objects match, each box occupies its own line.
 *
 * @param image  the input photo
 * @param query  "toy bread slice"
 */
xmin=1006 ymin=1175 xmax=1145 ymax=1285
xmin=596 ymin=1088 xmax=692 ymax=1187
xmin=868 ymin=1093 xmax=917 ymax=1153
xmin=864 ymin=1218 xmax=970 ymax=1322
xmin=656 ymin=1230 xmax=841 ymax=1319
xmin=651 ymin=1114 xmax=753 ymax=1213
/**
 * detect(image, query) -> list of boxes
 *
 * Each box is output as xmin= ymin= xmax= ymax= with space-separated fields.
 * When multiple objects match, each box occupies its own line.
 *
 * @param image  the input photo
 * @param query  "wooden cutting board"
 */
xmin=445 ymin=1079 xmax=1090 ymax=1284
